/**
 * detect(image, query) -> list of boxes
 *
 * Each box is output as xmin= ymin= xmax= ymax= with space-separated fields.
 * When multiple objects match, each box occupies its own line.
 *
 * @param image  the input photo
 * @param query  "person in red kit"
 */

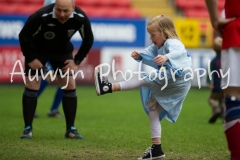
xmin=205 ymin=0 xmax=240 ymax=159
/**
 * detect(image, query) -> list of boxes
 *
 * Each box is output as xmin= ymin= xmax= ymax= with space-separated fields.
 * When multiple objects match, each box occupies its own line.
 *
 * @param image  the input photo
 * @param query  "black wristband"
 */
xmin=74 ymin=59 xmax=81 ymax=65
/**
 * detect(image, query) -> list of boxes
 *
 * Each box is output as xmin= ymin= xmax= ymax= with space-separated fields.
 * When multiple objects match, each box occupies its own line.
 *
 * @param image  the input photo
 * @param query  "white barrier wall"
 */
xmin=0 ymin=46 xmax=216 ymax=87
xmin=100 ymin=47 xmax=216 ymax=88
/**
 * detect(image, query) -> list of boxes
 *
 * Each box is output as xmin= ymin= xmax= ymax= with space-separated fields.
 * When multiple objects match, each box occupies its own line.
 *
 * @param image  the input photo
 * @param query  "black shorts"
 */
xmin=24 ymin=53 xmax=73 ymax=76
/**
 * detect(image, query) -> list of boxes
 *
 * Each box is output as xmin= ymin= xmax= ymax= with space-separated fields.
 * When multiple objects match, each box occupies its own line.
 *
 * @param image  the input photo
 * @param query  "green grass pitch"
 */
xmin=0 ymin=84 xmax=229 ymax=160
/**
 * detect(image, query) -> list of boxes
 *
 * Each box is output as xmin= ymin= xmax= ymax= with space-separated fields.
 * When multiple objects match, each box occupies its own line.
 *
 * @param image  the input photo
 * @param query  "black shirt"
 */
xmin=19 ymin=3 xmax=94 ymax=63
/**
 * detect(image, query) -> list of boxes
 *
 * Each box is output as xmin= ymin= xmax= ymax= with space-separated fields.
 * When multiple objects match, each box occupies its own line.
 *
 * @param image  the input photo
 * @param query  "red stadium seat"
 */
xmin=184 ymin=9 xmax=210 ymax=18
xmin=25 ymin=0 xmax=43 ymax=4
xmin=176 ymin=0 xmax=206 ymax=10
xmin=75 ymin=0 xmax=130 ymax=8
xmin=110 ymin=0 xmax=131 ymax=8
xmin=107 ymin=8 xmax=141 ymax=19
xmin=75 ymin=0 xmax=98 ymax=7
xmin=80 ymin=6 xmax=106 ymax=18
xmin=0 ymin=0 xmax=142 ymax=18
xmin=0 ymin=3 xmax=18 ymax=14
xmin=17 ymin=4 xmax=42 ymax=15
xmin=81 ymin=6 xmax=141 ymax=19
xmin=174 ymin=0 xmax=187 ymax=10
xmin=175 ymin=0 xmax=225 ymax=18
xmin=0 ymin=0 xmax=24 ymax=3
xmin=93 ymin=0 xmax=112 ymax=7
xmin=126 ymin=8 xmax=141 ymax=18
xmin=218 ymin=0 xmax=225 ymax=10
xmin=0 ymin=0 xmax=43 ymax=4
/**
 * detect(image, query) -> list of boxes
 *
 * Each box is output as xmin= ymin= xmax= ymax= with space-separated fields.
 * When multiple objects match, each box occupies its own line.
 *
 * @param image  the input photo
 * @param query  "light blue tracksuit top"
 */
xmin=138 ymin=38 xmax=192 ymax=122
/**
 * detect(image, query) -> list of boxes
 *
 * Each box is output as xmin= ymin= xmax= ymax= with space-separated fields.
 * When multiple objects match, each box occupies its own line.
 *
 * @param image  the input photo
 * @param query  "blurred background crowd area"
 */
xmin=0 ymin=0 xmax=224 ymax=86
xmin=0 ymin=0 xmax=225 ymax=19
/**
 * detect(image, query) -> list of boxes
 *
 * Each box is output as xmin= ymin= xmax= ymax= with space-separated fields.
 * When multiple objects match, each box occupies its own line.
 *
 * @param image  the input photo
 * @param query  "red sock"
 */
xmin=225 ymin=122 xmax=240 ymax=160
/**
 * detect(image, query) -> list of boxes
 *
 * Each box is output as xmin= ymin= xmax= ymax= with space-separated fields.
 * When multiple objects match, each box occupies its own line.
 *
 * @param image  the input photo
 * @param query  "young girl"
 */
xmin=94 ymin=15 xmax=192 ymax=160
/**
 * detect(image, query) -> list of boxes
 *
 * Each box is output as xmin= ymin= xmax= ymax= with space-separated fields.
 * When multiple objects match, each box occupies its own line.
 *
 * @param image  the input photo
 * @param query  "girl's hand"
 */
xmin=154 ymin=55 xmax=168 ymax=65
xmin=131 ymin=51 xmax=141 ymax=60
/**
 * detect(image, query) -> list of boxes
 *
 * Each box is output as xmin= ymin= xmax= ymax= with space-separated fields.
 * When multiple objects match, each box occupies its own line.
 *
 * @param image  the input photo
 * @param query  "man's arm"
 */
xmin=205 ymin=0 xmax=235 ymax=35
xmin=205 ymin=0 xmax=219 ymax=29
xmin=74 ymin=12 xmax=94 ymax=65
xmin=19 ymin=13 xmax=42 ymax=63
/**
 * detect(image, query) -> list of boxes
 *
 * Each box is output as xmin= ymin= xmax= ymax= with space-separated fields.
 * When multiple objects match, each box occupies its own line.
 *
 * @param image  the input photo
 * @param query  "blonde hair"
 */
xmin=147 ymin=15 xmax=179 ymax=40
xmin=213 ymin=37 xmax=222 ymax=55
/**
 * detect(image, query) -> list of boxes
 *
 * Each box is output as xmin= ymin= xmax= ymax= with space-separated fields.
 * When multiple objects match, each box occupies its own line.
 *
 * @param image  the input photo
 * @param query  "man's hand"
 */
xmin=212 ymin=17 xmax=236 ymax=36
xmin=205 ymin=0 xmax=235 ymax=36
xmin=28 ymin=59 xmax=43 ymax=70
xmin=62 ymin=59 xmax=78 ymax=73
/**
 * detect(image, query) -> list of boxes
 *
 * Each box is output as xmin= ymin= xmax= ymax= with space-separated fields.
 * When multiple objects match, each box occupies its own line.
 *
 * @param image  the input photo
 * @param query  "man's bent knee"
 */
xmin=25 ymin=76 xmax=41 ymax=90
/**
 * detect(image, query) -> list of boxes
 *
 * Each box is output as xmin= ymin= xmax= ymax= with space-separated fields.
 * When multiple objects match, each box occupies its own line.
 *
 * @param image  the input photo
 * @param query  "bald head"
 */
xmin=54 ymin=0 xmax=75 ymax=24
xmin=55 ymin=0 xmax=74 ymax=8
